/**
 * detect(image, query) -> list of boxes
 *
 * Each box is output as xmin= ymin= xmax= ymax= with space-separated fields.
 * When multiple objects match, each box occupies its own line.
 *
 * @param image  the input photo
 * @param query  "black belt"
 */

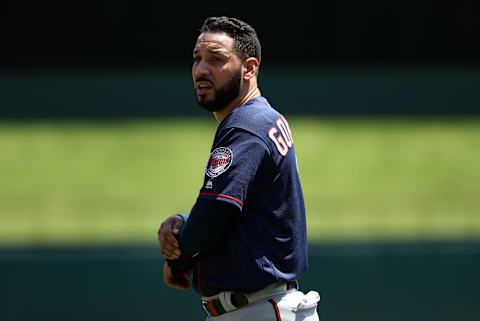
xmin=202 ymin=280 xmax=298 ymax=317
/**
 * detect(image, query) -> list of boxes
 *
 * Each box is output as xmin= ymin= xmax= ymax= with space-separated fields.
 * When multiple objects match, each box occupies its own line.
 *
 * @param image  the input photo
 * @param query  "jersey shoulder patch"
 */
xmin=206 ymin=147 xmax=233 ymax=178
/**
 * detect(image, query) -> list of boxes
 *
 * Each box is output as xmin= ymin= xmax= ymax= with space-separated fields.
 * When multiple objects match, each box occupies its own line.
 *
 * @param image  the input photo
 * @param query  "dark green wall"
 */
xmin=1 ymin=242 xmax=479 ymax=321
xmin=1 ymin=68 xmax=479 ymax=119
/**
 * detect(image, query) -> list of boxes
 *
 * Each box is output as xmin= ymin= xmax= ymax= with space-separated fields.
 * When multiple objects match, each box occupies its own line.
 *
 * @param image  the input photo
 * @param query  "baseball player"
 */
xmin=158 ymin=16 xmax=320 ymax=321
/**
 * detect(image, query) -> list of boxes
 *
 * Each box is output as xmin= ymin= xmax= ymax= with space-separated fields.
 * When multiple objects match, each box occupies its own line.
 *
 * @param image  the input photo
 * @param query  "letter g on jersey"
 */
xmin=206 ymin=147 xmax=233 ymax=178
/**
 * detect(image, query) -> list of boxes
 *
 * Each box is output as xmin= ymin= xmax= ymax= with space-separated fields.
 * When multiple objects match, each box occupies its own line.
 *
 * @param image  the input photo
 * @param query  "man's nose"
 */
xmin=193 ymin=59 xmax=210 ymax=78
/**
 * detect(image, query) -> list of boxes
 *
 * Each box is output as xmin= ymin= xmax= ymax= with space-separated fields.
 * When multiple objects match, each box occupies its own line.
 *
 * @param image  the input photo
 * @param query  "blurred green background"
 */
xmin=1 ymin=118 xmax=479 ymax=244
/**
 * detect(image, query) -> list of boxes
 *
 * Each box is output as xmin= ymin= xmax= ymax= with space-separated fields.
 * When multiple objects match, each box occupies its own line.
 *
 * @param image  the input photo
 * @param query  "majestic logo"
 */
xmin=206 ymin=147 xmax=233 ymax=178
xmin=205 ymin=179 xmax=213 ymax=189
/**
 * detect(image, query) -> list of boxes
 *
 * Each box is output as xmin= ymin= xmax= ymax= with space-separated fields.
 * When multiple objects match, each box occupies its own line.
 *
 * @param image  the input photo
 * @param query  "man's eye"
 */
xmin=193 ymin=56 xmax=201 ymax=63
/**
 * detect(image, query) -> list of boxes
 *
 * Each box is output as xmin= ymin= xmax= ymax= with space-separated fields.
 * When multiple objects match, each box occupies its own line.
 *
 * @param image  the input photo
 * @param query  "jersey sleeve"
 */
xmin=198 ymin=128 xmax=270 ymax=211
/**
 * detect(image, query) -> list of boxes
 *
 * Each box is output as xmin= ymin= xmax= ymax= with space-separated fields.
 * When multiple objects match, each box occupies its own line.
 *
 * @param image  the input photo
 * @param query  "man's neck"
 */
xmin=213 ymin=88 xmax=261 ymax=123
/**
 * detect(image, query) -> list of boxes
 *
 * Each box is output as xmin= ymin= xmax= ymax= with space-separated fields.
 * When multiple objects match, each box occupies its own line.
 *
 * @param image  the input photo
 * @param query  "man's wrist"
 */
xmin=167 ymin=255 xmax=194 ymax=273
xmin=175 ymin=213 xmax=189 ymax=222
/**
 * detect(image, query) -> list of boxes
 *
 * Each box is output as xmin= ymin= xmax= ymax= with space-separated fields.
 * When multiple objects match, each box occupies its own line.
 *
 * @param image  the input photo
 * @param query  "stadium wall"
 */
xmin=1 ymin=68 xmax=479 ymax=119
xmin=1 ymin=243 xmax=479 ymax=321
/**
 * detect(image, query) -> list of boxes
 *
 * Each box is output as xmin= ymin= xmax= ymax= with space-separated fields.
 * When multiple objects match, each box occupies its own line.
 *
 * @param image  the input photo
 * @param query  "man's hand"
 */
xmin=163 ymin=262 xmax=191 ymax=291
xmin=158 ymin=215 xmax=184 ymax=260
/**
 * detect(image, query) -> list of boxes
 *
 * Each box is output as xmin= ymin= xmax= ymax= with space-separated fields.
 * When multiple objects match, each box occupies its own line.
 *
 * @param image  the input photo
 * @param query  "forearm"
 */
xmin=167 ymin=199 xmax=236 ymax=272
xmin=179 ymin=199 xmax=235 ymax=256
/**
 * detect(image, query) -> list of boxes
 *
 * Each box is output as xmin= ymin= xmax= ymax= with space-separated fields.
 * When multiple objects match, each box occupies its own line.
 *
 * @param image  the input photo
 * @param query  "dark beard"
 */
xmin=195 ymin=69 xmax=242 ymax=112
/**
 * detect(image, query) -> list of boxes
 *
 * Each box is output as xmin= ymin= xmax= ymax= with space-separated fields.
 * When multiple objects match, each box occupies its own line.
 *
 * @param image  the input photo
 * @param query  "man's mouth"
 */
xmin=196 ymin=82 xmax=213 ymax=95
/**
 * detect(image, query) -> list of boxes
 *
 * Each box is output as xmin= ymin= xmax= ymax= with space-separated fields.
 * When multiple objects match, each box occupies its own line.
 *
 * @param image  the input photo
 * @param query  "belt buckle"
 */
xmin=230 ymin=292 xmax=249 ymax=308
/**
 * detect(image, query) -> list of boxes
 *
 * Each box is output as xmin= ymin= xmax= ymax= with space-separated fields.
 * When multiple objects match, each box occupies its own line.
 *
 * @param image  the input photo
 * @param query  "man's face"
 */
xmin=192 ymin=32 xmax=243 ymax=112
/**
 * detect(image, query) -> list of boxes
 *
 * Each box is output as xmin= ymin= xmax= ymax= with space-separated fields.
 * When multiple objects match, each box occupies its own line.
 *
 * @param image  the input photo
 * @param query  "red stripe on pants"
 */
xmin=268 ymin=299 xmax=281 ymax=321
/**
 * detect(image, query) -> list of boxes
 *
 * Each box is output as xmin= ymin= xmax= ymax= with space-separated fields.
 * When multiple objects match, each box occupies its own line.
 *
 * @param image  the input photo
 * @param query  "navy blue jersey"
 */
xmin=194 ymin=96 xmax=308 ymax=296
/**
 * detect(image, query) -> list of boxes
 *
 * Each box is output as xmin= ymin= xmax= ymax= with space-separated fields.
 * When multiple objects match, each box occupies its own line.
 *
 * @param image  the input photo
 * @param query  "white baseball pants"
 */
xmin=205 ymin=289 xmax=320 ymax=321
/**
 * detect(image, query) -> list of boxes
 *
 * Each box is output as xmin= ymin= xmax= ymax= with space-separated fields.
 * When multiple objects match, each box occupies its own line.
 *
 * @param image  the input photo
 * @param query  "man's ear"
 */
xmin=243 ymin=57 xmax=260 ymax=80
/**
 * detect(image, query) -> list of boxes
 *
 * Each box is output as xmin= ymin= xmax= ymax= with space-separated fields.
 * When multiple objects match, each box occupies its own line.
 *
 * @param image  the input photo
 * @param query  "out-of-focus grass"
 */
xmin=293 ymin=118 xmax=480 ymax=241
xmin=0 ymin=118 xmax=479 ymax=244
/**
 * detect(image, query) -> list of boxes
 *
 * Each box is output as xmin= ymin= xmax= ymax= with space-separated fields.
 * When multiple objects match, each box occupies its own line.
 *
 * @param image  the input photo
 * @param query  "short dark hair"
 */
xmin=199 ymin=16 xmax=261 ymax=63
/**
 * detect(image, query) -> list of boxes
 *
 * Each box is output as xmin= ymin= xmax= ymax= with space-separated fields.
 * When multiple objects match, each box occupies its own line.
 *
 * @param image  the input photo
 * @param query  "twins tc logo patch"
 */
xmin=206 ymin=147 xmax=233 ymax=178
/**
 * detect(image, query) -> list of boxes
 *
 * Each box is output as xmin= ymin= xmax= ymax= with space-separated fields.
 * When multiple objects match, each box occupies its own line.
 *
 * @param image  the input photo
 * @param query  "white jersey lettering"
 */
xmin=269 ymin=117 xmax=294 ymax=156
